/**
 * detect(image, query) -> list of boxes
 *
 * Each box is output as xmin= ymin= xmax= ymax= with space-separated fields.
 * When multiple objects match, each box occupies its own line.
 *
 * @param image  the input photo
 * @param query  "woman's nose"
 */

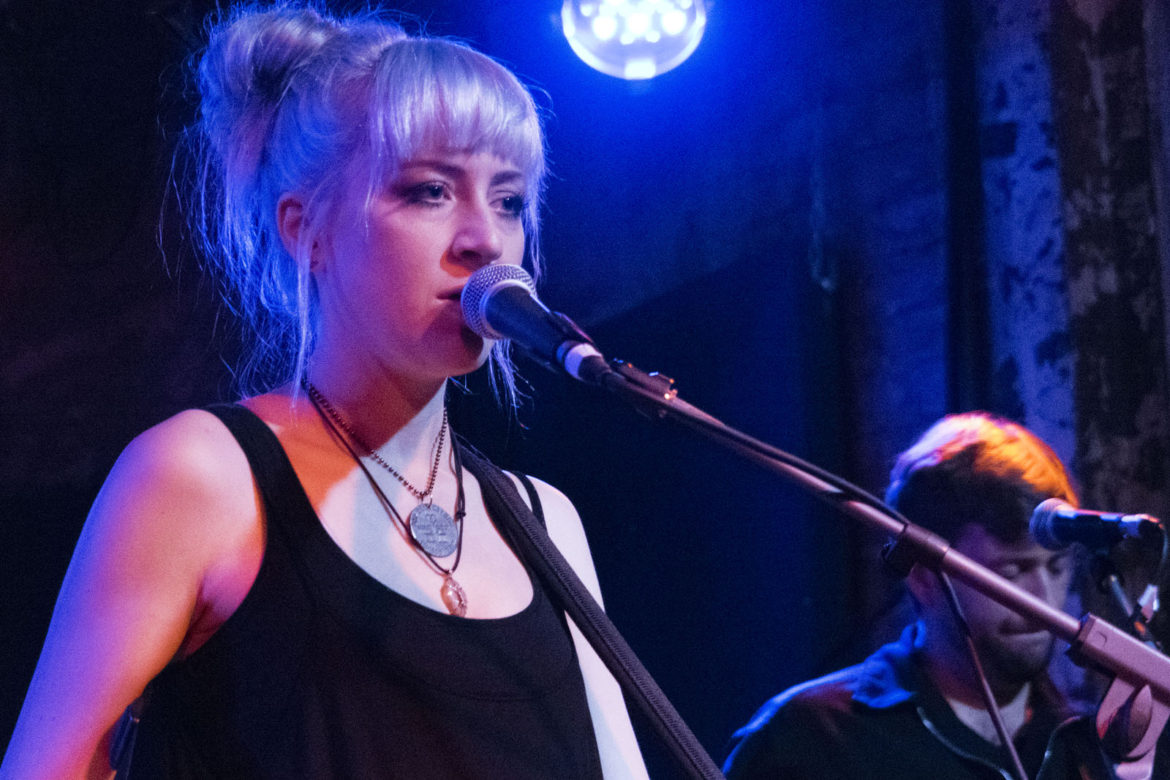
xmin=452 ymin=199 xmax=503 ymax=266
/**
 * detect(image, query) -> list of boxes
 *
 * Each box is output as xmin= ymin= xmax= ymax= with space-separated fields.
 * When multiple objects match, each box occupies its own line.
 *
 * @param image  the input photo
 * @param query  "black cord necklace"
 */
xmin=305 ymin=382 xmax=462 ymax=558
xmin=304 ymin=380 xmax=469 ymax=616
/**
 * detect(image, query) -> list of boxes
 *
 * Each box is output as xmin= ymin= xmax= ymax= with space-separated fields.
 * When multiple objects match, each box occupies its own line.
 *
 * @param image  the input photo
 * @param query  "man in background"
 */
xmin=723 ymin=412 xmax=1083 ymax=779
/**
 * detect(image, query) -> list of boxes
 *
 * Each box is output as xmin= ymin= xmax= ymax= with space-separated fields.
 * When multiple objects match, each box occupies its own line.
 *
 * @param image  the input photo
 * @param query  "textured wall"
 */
xmin=975 ymin=0 xmax=1076 ymax=463
xmin=1150 ymin=0 xmax=1170 ymax=379
xmin=1050 ymin=0 xmax=1170 ymax=520
xmin=823 ymin=0 xmax=951 ymax=496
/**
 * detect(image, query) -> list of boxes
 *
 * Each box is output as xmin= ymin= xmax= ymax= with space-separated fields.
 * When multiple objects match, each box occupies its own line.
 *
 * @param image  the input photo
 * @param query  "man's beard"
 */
xmin=975 ymin=632 xmax=1055 ymax=691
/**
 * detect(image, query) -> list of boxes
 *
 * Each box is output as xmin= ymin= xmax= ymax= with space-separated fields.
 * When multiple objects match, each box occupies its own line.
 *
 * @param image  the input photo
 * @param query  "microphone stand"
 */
xmin=589 ymin=358 xmax=1170 ymax=763
xmin=1088 ymin=554 xmax=1161 ymax=649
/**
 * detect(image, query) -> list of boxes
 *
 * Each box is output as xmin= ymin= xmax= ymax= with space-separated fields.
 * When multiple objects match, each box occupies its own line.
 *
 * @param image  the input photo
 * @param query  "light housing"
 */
xmin=561 ymin=0 xmax=708 ymax=81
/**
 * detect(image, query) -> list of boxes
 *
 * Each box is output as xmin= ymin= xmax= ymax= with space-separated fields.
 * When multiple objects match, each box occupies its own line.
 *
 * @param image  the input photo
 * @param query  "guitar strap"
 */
xmin=456 ymin=439 xmax=722 ymax=780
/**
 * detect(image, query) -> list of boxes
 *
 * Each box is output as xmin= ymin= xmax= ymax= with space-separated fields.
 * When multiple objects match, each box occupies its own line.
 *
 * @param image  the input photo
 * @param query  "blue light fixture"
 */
xmin=561 ymin=0 xmax=708 ymax=81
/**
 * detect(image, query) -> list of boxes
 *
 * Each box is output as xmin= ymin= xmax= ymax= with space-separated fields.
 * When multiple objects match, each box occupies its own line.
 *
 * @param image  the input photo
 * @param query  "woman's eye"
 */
xmin=406 ymin=182 xmax=448 ymax=203
xmin=498 ymin=194 xmax=526 ymax=218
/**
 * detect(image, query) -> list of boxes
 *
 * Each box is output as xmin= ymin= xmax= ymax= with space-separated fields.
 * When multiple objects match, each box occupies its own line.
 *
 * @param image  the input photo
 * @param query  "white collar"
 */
xmin=945 ymin=683 xmax=1031 ymax=745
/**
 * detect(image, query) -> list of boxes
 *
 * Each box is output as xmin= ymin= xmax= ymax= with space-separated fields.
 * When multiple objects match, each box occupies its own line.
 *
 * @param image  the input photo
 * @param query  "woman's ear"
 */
xmin=276 ymin=194 xmax=319 ymax=270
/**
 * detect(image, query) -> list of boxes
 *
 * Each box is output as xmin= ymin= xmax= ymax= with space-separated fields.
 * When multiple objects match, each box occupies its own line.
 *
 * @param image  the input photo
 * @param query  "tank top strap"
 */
xmin=202 ymin=403 xmax=317 ymax=538
xmin=455 ymin=436 xmax=546 ymax=532
xmin=512 ymin=471 xmax=545 ymax=525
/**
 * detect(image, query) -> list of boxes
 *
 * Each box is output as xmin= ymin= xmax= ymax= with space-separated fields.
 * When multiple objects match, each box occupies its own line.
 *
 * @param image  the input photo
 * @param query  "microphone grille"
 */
xmin=1029 ymin=497 xmax=1070 ymax=550
xmin=461 ymin=264 xmax=536 ymax=338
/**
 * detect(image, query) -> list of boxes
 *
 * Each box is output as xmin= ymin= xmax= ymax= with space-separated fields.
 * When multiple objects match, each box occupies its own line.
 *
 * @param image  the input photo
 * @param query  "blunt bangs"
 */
xmin=365 ymin=38 xmax=545 ymax=220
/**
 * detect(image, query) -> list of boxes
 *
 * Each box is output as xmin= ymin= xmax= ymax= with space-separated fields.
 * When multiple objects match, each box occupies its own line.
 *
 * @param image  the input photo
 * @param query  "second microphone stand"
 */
xmin=589 ymin=357 xmax=1170 ymax=765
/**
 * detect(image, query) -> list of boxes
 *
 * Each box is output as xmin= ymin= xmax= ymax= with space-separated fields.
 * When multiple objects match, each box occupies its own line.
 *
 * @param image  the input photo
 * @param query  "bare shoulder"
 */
xmin=77 ymin=408 xmax=264 ymax=618
xmin=115 ymin=408 xmax=250 ymax=496
xmin=92 ymin=407 xmax=263 ymax=603
xmin=99 ymin=408 xmax=260 ymax=533
xmin=0 ymin=409 xmax=262 ymax=779
xmin=508 ymin=474 xmax=605 ymax=601
xmin=508 ymin=473 xmax=585 ymax=536
xmin=515 ymin=473 xmax=577 ymax=516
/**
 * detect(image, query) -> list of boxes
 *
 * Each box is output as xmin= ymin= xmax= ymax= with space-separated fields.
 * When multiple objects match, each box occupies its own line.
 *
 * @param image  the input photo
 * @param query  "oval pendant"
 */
xmin=408 ymin=502 xmax=459 ymax=558
xmin=441 ymin=575 xmax=468 ymax=617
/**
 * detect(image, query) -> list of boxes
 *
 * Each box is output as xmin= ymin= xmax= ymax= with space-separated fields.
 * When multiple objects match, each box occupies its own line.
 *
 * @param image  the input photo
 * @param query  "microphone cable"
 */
xmin=938 ymin=571 xmax=1029 ymax=780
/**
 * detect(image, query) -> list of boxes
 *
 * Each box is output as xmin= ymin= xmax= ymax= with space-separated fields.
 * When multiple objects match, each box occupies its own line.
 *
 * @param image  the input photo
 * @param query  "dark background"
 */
xmin=4 ymin=0 xmax=1170 ymax=773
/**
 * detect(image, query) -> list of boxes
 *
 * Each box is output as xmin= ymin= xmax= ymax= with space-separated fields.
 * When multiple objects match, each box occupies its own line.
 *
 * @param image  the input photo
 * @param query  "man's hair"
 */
xmin=885 ymin=412 xmax=1078 ymax=543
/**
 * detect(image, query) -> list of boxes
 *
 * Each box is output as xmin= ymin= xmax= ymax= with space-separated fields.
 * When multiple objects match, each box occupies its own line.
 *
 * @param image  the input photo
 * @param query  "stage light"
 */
xmin=561 ymin=0 xmax=708 ymax=81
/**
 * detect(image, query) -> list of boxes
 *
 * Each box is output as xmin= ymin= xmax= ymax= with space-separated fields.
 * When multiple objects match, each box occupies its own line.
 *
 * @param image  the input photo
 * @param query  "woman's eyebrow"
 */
xmin=400 ymin=160 xmax=524 ymax=186
xmin=491 ymin=170 xmax=525 ymax=187
xmin=399 ymin=159 xmax=462 ymax=177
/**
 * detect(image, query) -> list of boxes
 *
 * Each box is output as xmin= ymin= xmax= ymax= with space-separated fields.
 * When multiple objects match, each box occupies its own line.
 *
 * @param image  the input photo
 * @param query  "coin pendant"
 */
xmin=408 ymin=503 xmax=459 ymax=558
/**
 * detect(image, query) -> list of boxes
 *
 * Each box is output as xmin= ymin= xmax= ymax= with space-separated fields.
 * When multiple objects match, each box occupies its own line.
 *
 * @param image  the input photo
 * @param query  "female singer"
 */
xmin=1 ymin=3 xmax=645 ymax=777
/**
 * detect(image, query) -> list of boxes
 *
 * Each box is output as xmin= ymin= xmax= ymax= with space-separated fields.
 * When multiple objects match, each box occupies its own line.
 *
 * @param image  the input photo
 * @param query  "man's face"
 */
xmin=940 ymin=523 xmax=1074 ymax=690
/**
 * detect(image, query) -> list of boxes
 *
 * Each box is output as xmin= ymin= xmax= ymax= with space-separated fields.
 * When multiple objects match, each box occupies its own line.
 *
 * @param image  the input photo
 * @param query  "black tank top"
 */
xmin=129 ymin=404 xmax=602 ymax=779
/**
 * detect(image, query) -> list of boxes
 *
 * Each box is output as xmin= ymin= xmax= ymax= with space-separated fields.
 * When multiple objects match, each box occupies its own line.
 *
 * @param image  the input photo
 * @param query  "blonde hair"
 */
xmin=185 ymin=1 xmax=546 ymax=399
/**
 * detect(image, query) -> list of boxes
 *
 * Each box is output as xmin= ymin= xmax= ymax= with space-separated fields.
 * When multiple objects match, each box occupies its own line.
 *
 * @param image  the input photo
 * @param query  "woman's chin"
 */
xmin=459 ymin=328 xmax=495 ymax=365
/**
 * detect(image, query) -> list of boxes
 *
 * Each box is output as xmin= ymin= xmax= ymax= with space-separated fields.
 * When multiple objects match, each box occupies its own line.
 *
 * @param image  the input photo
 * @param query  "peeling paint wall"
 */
xmin=1050 ymin=0 xmax=1170 ymax=517
xmin=975 ymin=0 xmax=1076 ymax=465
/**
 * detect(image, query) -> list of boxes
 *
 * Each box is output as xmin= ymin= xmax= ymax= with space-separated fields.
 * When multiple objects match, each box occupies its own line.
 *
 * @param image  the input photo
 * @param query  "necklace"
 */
xmin=304 ymin=380 xmax=469 ymax=616
xmin=304 ymin=382 xmax=460 ymax=557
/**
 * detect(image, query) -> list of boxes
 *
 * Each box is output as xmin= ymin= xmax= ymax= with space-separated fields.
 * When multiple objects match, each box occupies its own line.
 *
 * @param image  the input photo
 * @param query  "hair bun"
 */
xmin=198 ymin=6 xmax=337 ymax=166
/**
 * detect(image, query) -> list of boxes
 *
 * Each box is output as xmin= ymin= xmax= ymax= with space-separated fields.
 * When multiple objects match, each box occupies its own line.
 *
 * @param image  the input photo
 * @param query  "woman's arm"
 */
xmin=1 ymin=410 xmax=261 ymax=780
xmin=518 ymin=476 xmax=649 ymax=780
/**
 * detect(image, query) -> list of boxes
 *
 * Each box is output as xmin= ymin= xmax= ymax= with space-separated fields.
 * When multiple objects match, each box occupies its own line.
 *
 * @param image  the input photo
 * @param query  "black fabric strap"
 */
xmin=201 ymin=403 xmax=309 ymax=528
xmin=512 ymin=472 xmax=545 ymax=523
xmin=457 ymin=443 xmax=723 ymax=780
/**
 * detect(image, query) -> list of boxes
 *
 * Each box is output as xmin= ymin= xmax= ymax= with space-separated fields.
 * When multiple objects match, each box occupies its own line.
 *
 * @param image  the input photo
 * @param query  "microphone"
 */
xmin=1029 ymin=498 xmax=1162 ymax=550
xmin=460 ymin=264 xmax=610 ymax=383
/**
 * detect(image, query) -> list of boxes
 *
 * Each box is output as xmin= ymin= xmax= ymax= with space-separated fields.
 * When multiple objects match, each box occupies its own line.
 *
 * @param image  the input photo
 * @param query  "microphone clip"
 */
xmin=606 ymin=360 xmax=678 ymax=419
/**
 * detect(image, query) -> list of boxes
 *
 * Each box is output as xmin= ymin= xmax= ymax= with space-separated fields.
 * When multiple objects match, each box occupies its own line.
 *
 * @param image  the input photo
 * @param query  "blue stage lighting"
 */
xmin=561 ymin=0 xmax=708 ymax=80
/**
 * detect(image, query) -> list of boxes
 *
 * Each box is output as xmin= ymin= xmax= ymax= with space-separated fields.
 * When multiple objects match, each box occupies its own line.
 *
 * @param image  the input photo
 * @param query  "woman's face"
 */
xmin=316 ymin=149 xmax=529 ymax=383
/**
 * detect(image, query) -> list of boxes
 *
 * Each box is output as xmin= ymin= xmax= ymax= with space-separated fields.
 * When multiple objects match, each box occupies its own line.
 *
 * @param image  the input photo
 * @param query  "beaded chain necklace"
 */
xmin=304 ymin=380 xmax=469 ymax=616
